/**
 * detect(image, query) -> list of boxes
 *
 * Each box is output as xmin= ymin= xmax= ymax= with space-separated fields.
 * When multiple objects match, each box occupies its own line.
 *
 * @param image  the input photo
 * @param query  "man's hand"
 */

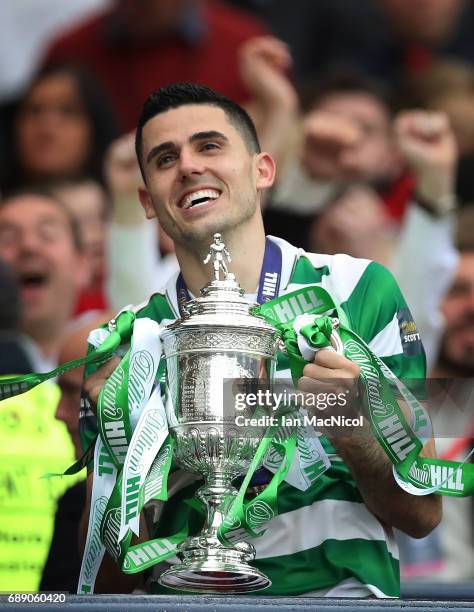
xmin=239 ymin=36 xmax=298 ymax=112
xmin=298 ymin=349 xmax=360 ymax=396
xmin=83 ymin=356 xmax=121 ymax=413
xmin=296 ymin=349 xmax=361 ymax=428
xmin=395 ymin=110 xmax=458 ymax=213
xmin=296 ymin=349 xmax=441 ymax=538
xmin=301 ymin=111 xmax=364 ymax=179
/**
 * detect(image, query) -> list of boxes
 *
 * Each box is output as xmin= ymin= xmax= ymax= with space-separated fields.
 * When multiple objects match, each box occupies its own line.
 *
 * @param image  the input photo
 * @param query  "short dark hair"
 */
xmin=0 ymin=186 xmax=83 ymax=252
xmin=135 ymin=83 xmax=261 ymax=179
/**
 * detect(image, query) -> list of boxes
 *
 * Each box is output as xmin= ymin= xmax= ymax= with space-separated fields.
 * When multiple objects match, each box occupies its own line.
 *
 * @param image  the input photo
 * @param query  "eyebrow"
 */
xmin=146 ymin=130 xmax=228 ymax=165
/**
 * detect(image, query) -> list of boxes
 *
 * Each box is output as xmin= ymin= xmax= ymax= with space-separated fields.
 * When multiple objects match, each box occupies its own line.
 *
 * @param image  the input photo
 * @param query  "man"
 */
xmin=82 ymin=83 xmax=441 ymax=597
xmin=0 ymin=190 xmax=90 ymax=370
xmin=431 ymin=208 xmax=474 ymax=579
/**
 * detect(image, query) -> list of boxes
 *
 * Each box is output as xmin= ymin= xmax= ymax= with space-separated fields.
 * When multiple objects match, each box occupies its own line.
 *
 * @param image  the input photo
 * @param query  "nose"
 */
xmin=178 ymin=148 xmax=205 ymax=181
xmin=18 ymin=228 xmax=43 ymax=255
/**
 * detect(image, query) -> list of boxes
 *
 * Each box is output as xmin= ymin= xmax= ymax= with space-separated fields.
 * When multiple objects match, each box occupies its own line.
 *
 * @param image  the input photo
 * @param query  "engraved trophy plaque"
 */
xmin=158 ymin=234 xmax=280 ymax=593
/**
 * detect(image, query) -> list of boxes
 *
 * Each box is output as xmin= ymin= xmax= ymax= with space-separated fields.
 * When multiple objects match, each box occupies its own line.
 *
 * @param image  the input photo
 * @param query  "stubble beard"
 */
xmin=437 ymin=335 xmax=474 ymax=378
xmin=162 ymin=191 xmax=258 ymax=253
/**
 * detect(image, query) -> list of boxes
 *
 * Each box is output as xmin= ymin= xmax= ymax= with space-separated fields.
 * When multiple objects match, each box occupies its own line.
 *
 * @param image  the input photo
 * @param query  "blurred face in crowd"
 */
xmin=16 ymin=73 xmax=92 ymax=180
xmin=308 ymin=92 xmax=399 ymax=182
xmin=439 ymin=252 xmax=474 ymax=374
xmin=309 ymin=184 xmax=394 ymax=263
xmin=382 ymin=0 xmax=465 ymax=44
xmin=54 ymin=181 xmax=109 ymax=285
xmin=138 ymin=104 xmax=274 ymax=247
xmin=0 ymin=195 xmax=89 ymax=339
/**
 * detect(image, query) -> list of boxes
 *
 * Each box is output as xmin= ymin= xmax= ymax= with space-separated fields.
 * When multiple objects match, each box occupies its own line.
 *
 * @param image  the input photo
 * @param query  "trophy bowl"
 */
xmin=157 ymin=240 xmax=281 ymax=593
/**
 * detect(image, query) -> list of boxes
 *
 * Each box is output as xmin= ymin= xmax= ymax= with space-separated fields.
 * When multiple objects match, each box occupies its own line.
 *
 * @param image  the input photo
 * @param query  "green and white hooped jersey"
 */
xmin=80 ymin=236 xmax=426 ymax=598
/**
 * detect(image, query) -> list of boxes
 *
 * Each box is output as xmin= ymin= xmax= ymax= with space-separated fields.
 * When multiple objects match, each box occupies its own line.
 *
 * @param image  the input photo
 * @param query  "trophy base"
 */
xmin=158 ymin=542 xmax=271 ymax=593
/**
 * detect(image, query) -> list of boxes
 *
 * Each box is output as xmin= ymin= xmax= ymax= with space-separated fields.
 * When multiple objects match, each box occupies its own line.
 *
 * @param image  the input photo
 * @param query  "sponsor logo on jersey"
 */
xmin=397 ymin=308 xmax=423 ymax=356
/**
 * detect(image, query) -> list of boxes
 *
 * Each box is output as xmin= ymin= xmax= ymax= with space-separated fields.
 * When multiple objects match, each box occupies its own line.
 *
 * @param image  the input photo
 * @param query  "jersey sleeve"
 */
xmin=340 ymin=261 xmax=426 ymax=396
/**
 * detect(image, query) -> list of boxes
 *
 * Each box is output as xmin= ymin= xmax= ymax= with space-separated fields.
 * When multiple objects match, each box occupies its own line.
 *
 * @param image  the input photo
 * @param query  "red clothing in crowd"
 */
xmin=43 ymin=1 xmax=267 ymax=132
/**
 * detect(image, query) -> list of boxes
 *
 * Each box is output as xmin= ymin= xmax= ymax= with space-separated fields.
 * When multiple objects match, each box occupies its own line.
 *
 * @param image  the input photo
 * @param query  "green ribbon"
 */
xmin=218 ymin=425 xmax=297 ymax=545
xmin=5 ymin=282 xmax=472 ymax=592
xmin=253 ymin=286 xmax=474 ymax=498
xmin=278 ymin=316 xmax=333 ymax=382
xmin=99 ymin=438 xmax=191 ymax=575
xmin=0 ymin=311 xmax=135 ymax=401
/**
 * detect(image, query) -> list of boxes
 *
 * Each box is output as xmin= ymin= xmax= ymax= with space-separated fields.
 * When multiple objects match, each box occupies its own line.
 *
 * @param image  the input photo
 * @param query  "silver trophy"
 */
xmin=158 ymin=234 xmax=280 ymax=593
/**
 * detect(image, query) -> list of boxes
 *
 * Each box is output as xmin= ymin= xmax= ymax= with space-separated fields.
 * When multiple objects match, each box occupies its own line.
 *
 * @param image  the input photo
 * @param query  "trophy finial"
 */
xmin=203 ymin=233 xmax=233 ymax=281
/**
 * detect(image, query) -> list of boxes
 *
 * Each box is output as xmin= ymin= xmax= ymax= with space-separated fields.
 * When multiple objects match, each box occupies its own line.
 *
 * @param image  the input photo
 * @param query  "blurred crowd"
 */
xmin=0 ymin=0 xmax=473 ymax=594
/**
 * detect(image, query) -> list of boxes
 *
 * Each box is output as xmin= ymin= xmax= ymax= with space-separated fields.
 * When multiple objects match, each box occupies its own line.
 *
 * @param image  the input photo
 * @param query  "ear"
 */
xmin=138 ymin=186 xmax=157 ymax=219
xmin=255 ymin=152 xmax=276 ymax=191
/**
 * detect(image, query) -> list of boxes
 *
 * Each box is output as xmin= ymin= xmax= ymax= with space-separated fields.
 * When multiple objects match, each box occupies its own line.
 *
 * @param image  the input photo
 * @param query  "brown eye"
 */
xmin=201 ymin=142 xmax=219 ymax=151
xmin=157 ymin=153 xmax=177 ymax=167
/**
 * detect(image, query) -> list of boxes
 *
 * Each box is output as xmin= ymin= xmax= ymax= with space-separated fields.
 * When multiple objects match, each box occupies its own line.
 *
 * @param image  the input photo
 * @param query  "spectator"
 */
xmin=0 ymin=258 xmax=78 ymax=592
xmin=433 ymin=207 xmax=474 ymax=379
xmin=264 ymin=69 xmax=409 ymax=247
xmin=399 ymin=59 xmax=474 ymax=206
xmin=0 ymin=190 xmax=90 ymax=370
xmin=0 ymin=63 xmax=119 ymax=193
xmin=42 ymin=0 xmax=268 ymax=132
xmin=398 ymin=206 xmax=474 ymax=582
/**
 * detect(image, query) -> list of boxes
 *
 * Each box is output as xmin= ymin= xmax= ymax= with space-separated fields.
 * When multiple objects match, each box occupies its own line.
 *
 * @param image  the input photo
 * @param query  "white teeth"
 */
xmin=182 ymin=189 xmax=220 ymax=209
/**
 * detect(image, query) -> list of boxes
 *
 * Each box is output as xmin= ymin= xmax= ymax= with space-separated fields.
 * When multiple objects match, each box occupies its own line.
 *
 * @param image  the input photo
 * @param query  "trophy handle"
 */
xmin=330 ymin=317 xmax=344 ymax=354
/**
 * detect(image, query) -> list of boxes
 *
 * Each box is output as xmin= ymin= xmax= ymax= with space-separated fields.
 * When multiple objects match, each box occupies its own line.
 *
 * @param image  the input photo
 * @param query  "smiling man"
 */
xmin=81 ymin=83 xmax=441 ymax=597
xmin=0 ymin=191 xmax=90 ymax=370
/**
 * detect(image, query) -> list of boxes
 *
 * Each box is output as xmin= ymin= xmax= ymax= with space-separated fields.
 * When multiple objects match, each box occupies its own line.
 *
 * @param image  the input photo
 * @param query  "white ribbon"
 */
xmin=78 ymin=438 xmax=117 ymax=594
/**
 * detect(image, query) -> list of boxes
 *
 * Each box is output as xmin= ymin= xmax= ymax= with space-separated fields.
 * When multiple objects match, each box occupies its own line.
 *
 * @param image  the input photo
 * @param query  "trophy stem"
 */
xmin=197 ymin=472 xmax=236 ymax=536
xmin=158 ymin=472 xmax=271 ymax=593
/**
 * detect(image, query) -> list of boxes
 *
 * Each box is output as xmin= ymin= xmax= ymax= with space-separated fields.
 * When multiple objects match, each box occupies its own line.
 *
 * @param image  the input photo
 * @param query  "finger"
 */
xmin=84 ymin=356 xmax=122 ymax=390
xmin=83 ymin=356 xmax=122 ymax=406
xmin=87 ymin=383 xmax=107 ymax=409
xmin=303 ymin=352 xmax=360 ymax=379
xmin=313 ymin=349 xmax=348 ymax=369
xmin=302 ymin=361 xmax=339 ymax=381
xmin=96 ymin=355 xmax=122 ymax=378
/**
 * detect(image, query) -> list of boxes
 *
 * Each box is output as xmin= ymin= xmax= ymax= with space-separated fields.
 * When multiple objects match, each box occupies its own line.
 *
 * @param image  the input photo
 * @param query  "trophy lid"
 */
xmin=164 ymin=234 xmax=275 ymax=332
